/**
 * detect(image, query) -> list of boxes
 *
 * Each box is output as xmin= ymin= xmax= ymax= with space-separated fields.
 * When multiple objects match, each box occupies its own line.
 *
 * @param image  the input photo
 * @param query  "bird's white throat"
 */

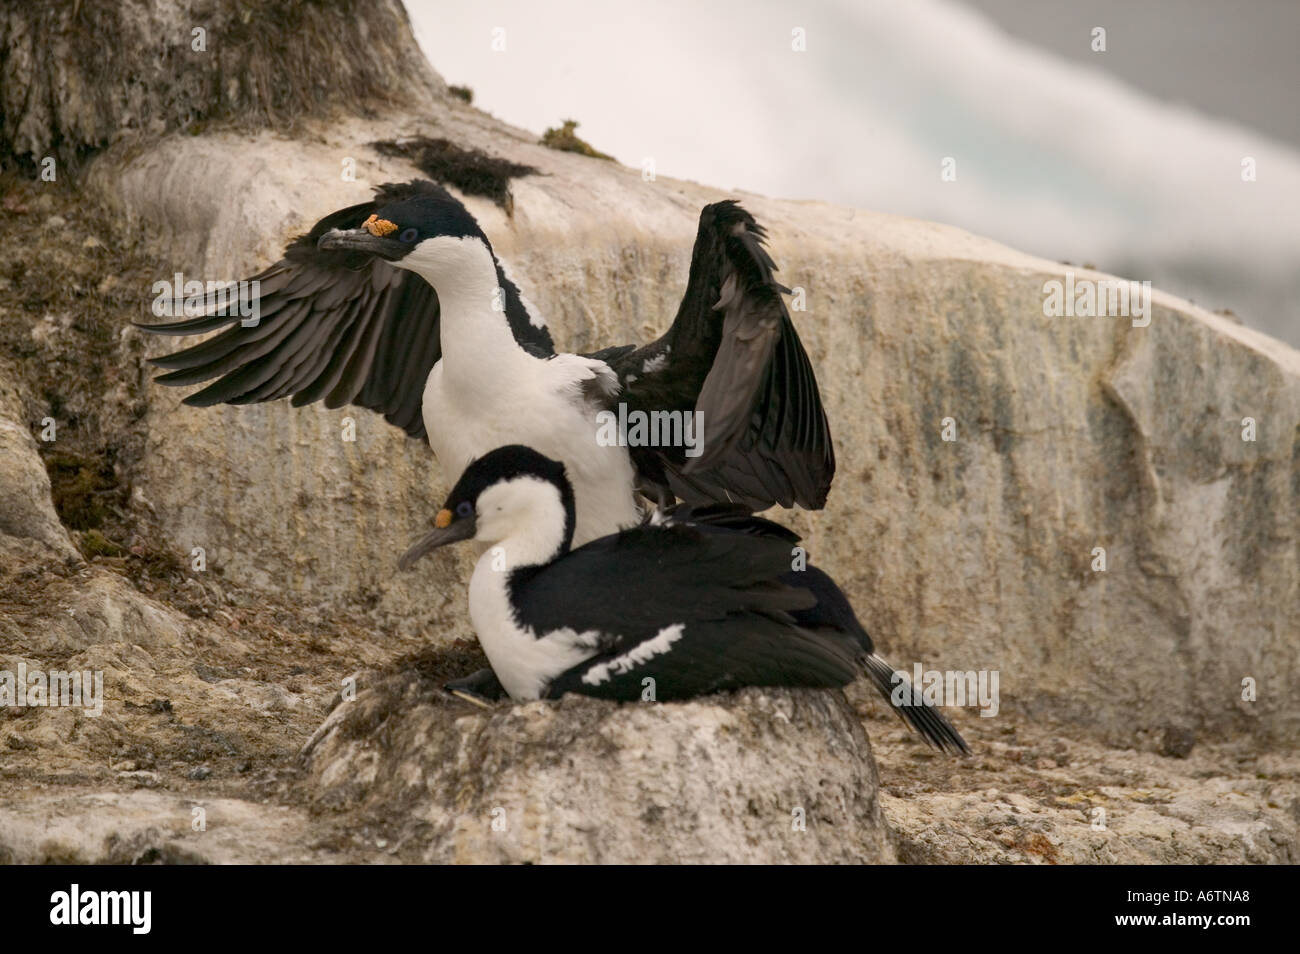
xmin=398 ymin=235 xmax=527 ymax=378
xmin=467 ymin=476 xmax=593 ymax=700
xmin=471 ymin=476 xmax=571 ymax=569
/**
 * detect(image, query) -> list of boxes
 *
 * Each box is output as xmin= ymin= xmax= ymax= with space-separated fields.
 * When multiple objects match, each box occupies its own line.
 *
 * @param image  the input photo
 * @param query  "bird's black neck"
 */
xmin=492 ymin=258 xmax=555 ymax=357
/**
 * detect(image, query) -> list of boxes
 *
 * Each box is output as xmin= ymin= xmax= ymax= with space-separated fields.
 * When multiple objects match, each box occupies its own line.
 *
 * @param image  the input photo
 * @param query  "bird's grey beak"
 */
xmin=398 ymin=509 xmax=477 ymax=570
xmin=318 ymin=228 xmax=408 ymax=262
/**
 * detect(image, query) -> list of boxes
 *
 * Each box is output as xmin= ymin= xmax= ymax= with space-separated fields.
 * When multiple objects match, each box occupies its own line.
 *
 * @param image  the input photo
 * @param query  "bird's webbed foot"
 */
xmin=444 ymin=667 xmax=506 ymax=708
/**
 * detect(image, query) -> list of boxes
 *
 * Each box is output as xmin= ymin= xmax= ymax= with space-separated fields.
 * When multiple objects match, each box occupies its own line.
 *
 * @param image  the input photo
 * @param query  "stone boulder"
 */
xmin=304 ymin=667 xmax=896 ymax=864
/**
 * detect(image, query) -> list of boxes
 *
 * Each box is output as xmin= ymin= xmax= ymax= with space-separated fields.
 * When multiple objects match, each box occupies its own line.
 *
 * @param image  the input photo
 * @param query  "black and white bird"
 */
xmin=398 ymin=444 xmax=968 ymax=754
xmin=138 ymin=180 xmax=834 ymax=546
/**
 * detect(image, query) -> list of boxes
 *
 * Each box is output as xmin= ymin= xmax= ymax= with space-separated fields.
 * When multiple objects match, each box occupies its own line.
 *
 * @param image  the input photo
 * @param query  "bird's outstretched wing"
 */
xmin=599 ymin=201 xmax=835 ymax=510
xmin=136 ymin=181 xmax=447 ymax=440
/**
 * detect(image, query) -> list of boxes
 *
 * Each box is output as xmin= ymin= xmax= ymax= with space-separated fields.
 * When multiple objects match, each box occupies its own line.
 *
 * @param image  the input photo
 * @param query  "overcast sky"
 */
xmin=406 ymin=0 xmax=1300 ymax=346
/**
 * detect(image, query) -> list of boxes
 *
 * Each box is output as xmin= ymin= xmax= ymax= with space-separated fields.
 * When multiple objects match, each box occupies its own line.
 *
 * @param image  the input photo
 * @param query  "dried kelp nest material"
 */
xmin=370 ymin=136 xmax=537 ymax=211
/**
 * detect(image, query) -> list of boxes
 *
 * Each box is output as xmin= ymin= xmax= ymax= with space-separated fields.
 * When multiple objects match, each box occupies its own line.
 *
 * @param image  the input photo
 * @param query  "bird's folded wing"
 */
xmin=135 ymin=182 xmax=443 ymax=441
xmin=511 ymin=524 xmax=852 ymax=698
xmin=514 ymin=524 xmax=806 ymax=633
xmin=546 ymin=612 xmax=862 ymax=700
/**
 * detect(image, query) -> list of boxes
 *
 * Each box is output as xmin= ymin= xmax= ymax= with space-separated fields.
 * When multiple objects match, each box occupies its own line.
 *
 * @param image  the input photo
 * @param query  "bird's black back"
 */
xmin=509 ymin=518 xmax=862 ymax=702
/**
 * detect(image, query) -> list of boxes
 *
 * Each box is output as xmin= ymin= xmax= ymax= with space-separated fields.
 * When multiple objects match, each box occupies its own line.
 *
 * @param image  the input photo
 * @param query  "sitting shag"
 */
xmin=138 ymin=180 xmax=834 ymax=546
xmin=399 ymin=444 xmax=968 ymax=754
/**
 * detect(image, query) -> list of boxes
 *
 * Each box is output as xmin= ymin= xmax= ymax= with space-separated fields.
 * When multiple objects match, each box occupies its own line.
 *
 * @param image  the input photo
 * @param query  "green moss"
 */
xmin=447 ymin=85 xmax=474 ymax=104
xmin=44 ymin=451 xmax=120 ymax=531
xmin=79 ymin=529 xmax=125 ymax=558
xmin=539 ymin=120 xmax=614 ymax=161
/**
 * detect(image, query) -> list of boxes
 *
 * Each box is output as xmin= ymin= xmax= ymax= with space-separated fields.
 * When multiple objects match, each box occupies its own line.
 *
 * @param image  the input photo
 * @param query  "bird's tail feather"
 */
xmin=861 ymin=653 xmax=969 ymax=755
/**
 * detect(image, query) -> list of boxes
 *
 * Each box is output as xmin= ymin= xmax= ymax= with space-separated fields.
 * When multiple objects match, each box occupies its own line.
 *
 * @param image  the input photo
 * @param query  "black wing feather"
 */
xmin=646 ymin=505 xmax=970 ymax=753
xmin=601 ymin=201 xmax=835 ymax=510
xmin=136 ymin=182 xmax=448 ymax=441
xmin=513 ymin=523 xmax=812 ymax=636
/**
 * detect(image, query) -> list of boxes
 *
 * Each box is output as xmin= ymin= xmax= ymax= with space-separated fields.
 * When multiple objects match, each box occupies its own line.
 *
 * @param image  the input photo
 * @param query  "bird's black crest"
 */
xmin=369 ymin=179 xmax=488 ymax=246
xmin=358 ymin=180 xmax=552 ymax=355
xmin=445 ymin=445 xmax=573 ymax=513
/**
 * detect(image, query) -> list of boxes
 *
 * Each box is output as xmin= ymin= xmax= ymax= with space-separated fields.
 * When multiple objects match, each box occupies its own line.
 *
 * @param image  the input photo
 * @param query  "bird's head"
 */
xmin=317 ymin=182 xmax=490 ymax=283
xmin=398 ymin=445 xmax=576 ymax=571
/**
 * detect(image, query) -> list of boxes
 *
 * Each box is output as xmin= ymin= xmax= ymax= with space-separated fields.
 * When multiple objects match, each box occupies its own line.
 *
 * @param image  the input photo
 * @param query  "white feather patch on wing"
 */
xmin=557 ymin=353 xmax=621 ymax=403
xmin=581 ymin=624 xmax=686 ymax=686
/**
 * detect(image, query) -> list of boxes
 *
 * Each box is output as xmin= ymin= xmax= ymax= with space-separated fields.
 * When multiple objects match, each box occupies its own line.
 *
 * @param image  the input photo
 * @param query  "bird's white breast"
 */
xmin=402 ymin=234 xmax=641 ymax=545
xmin=422 ymin=356 xmax=641 ymax=546
xmin=467 ymin=554 xmax=600 ymax=700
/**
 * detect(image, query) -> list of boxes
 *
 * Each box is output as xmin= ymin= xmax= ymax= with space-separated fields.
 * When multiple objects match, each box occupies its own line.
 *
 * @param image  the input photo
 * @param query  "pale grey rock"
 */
xmin=1 ymin=571 xmax=189 ymax=655
xmin=0 ymin=792 xmax=320 ymax=864
xmin=303 ymin=670 xmax=897 ymax=864
xmin=872 ymin=718 xmax=1300 ymax=865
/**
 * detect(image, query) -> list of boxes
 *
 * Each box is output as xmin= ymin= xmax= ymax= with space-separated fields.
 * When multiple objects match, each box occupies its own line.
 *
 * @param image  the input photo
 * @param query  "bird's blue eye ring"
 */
xmin=399 ymin=227 xmax=419 ymax=243
xmin=456 ymin=501 xmax=473 ymax=517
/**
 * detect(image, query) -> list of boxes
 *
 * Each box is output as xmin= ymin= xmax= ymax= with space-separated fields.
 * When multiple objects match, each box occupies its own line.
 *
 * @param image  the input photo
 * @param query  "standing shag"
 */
xmin=138 ymin=181 xmax=834 ymax=545
xmin=398 ymin=444 xmax=968 ymax=754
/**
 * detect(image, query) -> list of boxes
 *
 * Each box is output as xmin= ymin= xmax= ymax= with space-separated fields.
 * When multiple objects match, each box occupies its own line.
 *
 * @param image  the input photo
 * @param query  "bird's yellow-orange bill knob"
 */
xmin=361 ymin=214 xmax=398 ymax=237
xmin=435 ymin=509 xmax=453 ymax=528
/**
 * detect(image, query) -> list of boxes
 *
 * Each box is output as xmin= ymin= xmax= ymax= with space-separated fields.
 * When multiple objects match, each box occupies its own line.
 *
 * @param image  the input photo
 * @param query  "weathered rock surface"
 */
xmin=0 ymin=792 xmax=319 ymax=865
xmin=1 ymin=0 xmax=441 ymax=169
xmin=0 ymin=362 xmax=78 ymax=563
xmin=304 ymin=672 xmax=895 ymax=864
xmin=83 ymin=92 xmax=1299 ymax=751
xmin=1 ymin=7 xmax=1296 ymax=864
xmin=0 ymin=362 xmax=192 ymax=655
xmin=857 ymin=681 xmax=1299 ymax=865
